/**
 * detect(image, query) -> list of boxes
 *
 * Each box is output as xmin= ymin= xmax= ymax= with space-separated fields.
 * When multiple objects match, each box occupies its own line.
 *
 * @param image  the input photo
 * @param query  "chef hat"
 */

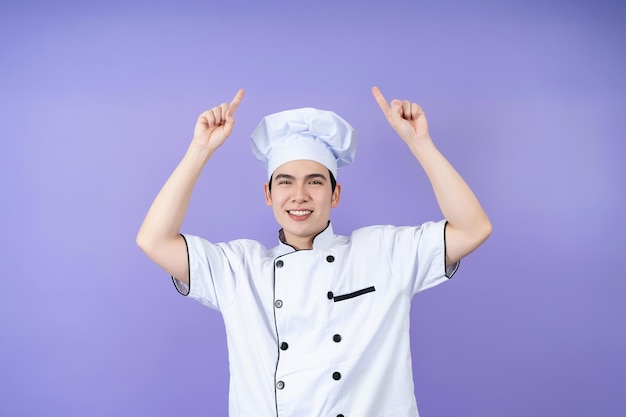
xmin=250 ymin=107 xmax=358 ymax=180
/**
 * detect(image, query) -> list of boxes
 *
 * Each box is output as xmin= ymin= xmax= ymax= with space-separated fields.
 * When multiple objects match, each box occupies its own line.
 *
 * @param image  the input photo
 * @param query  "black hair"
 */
xmin=268 ymin=169 xmax=337 ymax=193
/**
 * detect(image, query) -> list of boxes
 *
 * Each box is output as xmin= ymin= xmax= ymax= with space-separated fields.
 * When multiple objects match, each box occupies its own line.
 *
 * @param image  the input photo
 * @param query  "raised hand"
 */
xmin=371 ymin=86 xmax=430 ymax=145
xmin=193 ymin=89 xmax=245 ymax=152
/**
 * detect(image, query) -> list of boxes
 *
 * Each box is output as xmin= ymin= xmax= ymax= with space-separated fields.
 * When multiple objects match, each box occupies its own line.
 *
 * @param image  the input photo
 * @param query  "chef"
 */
xmin=136 ymin=86 xmax=492 ymax=417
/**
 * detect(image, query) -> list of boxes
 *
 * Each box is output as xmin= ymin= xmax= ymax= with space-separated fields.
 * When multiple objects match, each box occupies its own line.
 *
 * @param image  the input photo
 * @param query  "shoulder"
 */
xmin=348 ymin=221 xmax=447 ymax=245
xmin=183 ymin=234 xmax=271 ymax=258
xmin=348 ymin=224 xmax=410 ymax=240
xmin=340 ymin=225 xmax=389 ymax=251
xmin=350 ymin=225 xmax=386 ymax=239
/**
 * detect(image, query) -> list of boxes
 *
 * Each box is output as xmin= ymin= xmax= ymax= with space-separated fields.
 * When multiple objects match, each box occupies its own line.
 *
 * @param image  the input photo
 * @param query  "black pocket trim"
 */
xmin=333 ymin=286 xmax=376 ymax=302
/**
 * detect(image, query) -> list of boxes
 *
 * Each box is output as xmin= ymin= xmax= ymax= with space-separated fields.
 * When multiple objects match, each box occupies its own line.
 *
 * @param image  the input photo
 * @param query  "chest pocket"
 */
xmin=333 ymin=286 xmax=376 ymax=302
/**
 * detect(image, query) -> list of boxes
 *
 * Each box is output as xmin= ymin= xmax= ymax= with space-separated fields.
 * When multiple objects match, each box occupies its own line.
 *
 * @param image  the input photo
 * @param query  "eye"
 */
xmin=278 ymin=180 xmax=292 ymax=185
xmin=310 ymin=179 xmax=323 ymax=185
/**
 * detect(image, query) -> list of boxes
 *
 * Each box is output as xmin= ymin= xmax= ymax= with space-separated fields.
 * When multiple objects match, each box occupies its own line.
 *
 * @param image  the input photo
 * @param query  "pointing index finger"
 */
xmin=371 ymin=86 xmax=390 ymax=113
xmin=229 ymin=88 xmax=245 ymax=114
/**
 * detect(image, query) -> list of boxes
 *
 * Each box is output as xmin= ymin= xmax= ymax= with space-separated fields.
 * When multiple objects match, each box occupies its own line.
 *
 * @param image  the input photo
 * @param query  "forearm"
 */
xmin=408 ymin=138 xmax=492 ymax=259
xmin=409 ymin=139 xmax=486 ymax=225
xmin=370 ymin=87 xmax=491 ymax=263
xmin=136 ymin=91 xmax=243 ymax=282
xmin=136 ymin=142 xmax=214 ymax=253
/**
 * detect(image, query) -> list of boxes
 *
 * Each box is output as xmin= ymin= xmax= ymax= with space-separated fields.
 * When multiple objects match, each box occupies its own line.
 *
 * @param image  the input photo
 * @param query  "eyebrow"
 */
xmin=274 ymin=173 xmax=328 ymax=182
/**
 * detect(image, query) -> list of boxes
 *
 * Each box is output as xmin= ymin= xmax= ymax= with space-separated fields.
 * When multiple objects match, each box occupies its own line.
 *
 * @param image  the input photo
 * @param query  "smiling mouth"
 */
xmin=288 ymin=210 xmax=312 ymax=217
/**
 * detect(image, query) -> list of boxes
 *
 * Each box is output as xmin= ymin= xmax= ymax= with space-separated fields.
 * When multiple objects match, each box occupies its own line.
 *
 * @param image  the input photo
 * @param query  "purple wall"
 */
xmin=1 ymin=0 xmax=624 ymax=416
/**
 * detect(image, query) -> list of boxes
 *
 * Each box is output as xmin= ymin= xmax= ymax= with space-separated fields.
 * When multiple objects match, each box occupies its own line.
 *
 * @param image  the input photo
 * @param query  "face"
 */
xmin=264 ymin=159 xmax=341 ymax=250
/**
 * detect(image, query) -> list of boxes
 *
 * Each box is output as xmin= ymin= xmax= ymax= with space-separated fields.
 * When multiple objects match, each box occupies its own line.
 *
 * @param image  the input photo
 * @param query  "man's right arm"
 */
xmin=136 ymin=89 xmax=244 ymax=285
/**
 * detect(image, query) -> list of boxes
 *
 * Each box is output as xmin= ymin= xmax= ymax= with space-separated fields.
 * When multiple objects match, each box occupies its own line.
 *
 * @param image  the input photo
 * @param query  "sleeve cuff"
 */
xmin=171 ymin=234 xmax=191 ymax=296
xmin=445 ymin=260 xmax=460 ymax=278
xmin=443 ymin=221 xmax=460 ymax=279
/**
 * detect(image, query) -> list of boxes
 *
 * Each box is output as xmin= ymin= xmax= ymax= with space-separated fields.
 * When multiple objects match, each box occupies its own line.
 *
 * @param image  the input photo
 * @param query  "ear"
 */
xmin=331 ymin=183 xmax=341 ymax=208
xmin=264 ymin=183 xmax=272 ymax=206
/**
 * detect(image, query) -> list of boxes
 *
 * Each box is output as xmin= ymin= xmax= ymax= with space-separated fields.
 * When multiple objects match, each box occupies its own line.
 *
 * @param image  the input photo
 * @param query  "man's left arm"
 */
xmin=372 ymin=86 xmax=492 ymax=267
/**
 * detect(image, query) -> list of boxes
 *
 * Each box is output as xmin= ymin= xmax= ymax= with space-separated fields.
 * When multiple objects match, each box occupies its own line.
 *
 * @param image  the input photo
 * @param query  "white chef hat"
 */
xmin=250 ymin=107 xmax=358 ymax=180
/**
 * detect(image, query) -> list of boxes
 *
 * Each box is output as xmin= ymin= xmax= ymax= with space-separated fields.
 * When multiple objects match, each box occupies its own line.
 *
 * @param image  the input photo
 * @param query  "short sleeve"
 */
xmin=384 ymin=220 xmax=459 ymax=295
xmin=170 ymin=234 xmax=243 ymax=311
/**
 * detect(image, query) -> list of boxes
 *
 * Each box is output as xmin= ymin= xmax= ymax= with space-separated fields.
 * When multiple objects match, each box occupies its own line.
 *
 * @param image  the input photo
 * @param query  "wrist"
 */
xmin=406 ymin=135 xmax=435 ymax=155
xmin=186 ymin=140 xmax=215 ymax=165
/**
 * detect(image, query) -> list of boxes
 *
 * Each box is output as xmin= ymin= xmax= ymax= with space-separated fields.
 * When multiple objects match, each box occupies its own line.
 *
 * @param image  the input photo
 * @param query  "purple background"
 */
xmin=1 ymin=0 xmax=624 ymax=416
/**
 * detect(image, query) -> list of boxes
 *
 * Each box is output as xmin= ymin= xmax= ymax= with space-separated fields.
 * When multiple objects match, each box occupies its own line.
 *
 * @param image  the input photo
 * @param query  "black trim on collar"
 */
xmin=277 ymin=221 xmax=331 ymax=251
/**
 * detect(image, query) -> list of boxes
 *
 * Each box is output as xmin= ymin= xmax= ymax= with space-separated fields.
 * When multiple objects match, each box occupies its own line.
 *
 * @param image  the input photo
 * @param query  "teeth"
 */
xmin=289 ymin=210 xmax=311 ymax=216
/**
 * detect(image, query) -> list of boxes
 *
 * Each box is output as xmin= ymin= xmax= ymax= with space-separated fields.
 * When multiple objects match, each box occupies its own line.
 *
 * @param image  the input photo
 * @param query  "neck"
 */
xmin=279 ymin=230 xmax=314 ymax=251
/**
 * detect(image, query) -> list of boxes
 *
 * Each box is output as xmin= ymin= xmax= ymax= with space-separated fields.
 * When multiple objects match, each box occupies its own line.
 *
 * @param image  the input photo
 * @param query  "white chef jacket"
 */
xmin=173 ymin=220 xmax=459 ymax=417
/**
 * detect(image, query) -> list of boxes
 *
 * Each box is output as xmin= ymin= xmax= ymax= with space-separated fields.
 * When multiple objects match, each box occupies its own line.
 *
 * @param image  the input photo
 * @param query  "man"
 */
xmin=137 ymin=87 xmax=492 ymax=417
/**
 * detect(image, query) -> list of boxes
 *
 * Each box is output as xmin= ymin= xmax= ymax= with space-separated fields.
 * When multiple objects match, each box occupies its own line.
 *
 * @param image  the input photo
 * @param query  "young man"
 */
xmin=137 ymin=87 xmax=492 ymax=417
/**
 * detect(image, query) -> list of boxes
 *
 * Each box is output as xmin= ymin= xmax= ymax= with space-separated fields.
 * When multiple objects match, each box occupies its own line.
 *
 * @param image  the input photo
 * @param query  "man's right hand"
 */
xmin=192 ymin=89 xmax=245 ymax=152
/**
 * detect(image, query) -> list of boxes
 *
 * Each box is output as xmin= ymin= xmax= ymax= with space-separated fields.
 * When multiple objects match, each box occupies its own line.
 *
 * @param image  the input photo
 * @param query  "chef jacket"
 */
xmin=173 ymin=220 xmax=459 ymax=417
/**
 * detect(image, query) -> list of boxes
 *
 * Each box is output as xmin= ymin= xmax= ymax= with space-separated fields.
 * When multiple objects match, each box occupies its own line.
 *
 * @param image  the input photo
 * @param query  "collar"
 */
xmin=278 ymin=222 xmax=335 ymax=252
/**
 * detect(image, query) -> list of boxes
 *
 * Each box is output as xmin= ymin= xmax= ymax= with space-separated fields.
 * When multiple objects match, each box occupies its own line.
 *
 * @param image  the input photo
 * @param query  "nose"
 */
xmin=291 ymin=183 xmax=309 ymax=203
